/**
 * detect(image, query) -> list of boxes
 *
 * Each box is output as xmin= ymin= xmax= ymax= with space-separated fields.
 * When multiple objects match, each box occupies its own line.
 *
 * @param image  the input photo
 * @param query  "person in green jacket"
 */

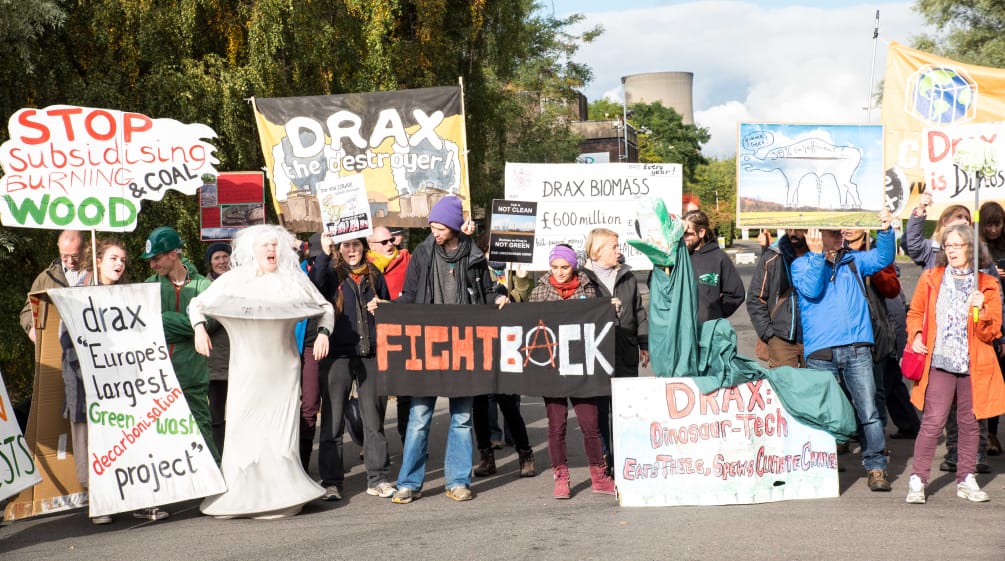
xmin=142 ymin=226 xmax=221 ymax=468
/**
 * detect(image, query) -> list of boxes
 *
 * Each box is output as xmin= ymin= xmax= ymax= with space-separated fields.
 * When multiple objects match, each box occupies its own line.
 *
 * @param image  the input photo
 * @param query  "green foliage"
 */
xmin=0 ymin=227 xmax=58 ymax=402
xmin=587 ymin=98 xmax=625 ymax=120
xmin=914 ymin=1 xmax=1005 ymax=67
xmin=0 ymin=0 xmax=600 ymax=394
xmin=689 ymin=157 xmax=737 ymax=243
xmin=630 ymin=102 xmax=710 ymax=182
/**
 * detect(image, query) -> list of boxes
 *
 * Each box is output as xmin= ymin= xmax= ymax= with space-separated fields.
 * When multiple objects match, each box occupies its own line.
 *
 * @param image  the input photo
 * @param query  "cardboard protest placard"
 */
xmin=200 ymin=171 xmax=266 ymax=241
xmin=252 ymin=86 xmax=468 ymax=232
xmin=883 ymin=42 xmax=1005 ymax=217
xmin=613 ymin=378 xmax=838 ymax=507
xmin=0 ymin=105 xmax=219 ymax=231
xmin=488 ymin=199 xmax=537 ymax=264
xmin=504 ymin=162 xmax=681 ymax=270
xmin=736 ymin=123 xmax=885 ymax=229
xmin=376 ymin=299 xmax=616 ymax=398
xmin=0 ymin=370 xmax=42 ymax=503
xmin=47 ymin=284 xmax=226 ymax=517
xmin=317 ymin=174 xmax=373 ymax=244
xmin=4 ymin=294 xmax=88 ymax=521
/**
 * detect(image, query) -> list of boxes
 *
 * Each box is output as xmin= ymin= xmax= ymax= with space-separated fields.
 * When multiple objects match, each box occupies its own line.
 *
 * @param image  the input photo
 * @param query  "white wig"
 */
xmin=230 ymin=225 xmax=301 ymax=272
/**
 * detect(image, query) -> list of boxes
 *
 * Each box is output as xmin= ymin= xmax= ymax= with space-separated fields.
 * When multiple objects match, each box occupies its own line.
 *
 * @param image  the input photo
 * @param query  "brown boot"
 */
xmin=589 ymin=465 xmax=616 ymax=495
xmin=518 ymin=449 xmax=536 ymax=477
xmin=553 ymin=465 xmax=571 ymax=499
xmin=473 ymin=448 xmax=496 ymax=477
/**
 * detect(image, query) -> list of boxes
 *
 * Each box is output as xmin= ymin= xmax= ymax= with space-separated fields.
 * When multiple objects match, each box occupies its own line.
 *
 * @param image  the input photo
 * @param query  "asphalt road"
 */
xmin=2 ymin=241 xmax=1002 ymax=561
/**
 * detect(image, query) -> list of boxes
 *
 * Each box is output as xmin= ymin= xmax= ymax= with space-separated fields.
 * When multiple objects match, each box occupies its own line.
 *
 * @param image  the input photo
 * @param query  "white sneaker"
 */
xmin=957 ymin=473 xmax=990 ymax=502
xmin=367 ymin=481 xmax=396 ymax=498
xmin=905 ymin=474 xmax=926 ymax=504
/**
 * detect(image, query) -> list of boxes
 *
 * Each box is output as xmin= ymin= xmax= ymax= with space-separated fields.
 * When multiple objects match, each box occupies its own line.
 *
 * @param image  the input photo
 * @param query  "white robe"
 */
xmin=189 ymin=266 xmax=333 ymax=519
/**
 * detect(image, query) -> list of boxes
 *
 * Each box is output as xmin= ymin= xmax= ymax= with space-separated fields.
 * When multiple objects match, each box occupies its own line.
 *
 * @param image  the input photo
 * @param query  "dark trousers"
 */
xmin=473 ymin=394 xmax=530 ymax=451
xmin=299 ymin=347 xmax=322 ymax=469
xmin=318 ymin=356 xmax=390 ymax=488
xmin=396 ymin=396 xmax=411 ymax=445
xmin=879 ymin=356 xmax=920 ymax=433
xmin=208 ymin=380 xmax=228 ymax=455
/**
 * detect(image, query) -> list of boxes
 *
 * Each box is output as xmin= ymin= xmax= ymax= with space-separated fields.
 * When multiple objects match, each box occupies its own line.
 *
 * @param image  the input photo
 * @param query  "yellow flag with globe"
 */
xmin=883 ymin=42 xmax=1005 ymax=217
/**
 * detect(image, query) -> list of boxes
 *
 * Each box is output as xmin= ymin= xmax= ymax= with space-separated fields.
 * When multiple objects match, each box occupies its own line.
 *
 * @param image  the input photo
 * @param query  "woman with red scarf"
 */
xmin=529 ymin=244 xmax=616 ymax=499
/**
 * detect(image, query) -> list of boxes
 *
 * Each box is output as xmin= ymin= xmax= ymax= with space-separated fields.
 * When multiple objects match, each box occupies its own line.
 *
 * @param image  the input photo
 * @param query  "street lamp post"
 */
xmin=621 ymin=76 xmax=629 ymax=161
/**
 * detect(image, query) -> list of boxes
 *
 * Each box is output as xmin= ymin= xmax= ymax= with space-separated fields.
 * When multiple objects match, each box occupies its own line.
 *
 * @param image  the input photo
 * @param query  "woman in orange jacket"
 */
xmin=904 ymin=224 xmax=1005 ymax=504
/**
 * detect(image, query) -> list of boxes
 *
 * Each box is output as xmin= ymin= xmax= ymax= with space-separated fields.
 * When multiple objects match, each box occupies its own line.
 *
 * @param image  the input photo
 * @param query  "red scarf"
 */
xmin=548 ymin=274 xmax=580 ymax=300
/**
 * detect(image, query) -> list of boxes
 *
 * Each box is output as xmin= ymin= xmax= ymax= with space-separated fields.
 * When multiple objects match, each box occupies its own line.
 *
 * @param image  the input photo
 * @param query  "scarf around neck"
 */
xmin=368 ymin=248 xmax=397 ymax=272
xmin=548 ymin=274 xmax=581 ymax=300
xmin=432 ymin=236 xmax=472 ymax=304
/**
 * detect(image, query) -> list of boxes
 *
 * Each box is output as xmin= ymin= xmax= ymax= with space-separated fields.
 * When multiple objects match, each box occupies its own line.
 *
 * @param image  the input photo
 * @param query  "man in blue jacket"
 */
xmin=792 ymin=210 xmax=895 ymax=492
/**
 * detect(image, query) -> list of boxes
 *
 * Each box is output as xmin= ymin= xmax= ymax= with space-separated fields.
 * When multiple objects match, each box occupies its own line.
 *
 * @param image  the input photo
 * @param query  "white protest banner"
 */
xmin=922 ymin=122 xmax=1005 ymax=206
xmin=47 ymin=284 xmax=225 ymax=517
xmin=504 ymin=163 xmax=681 ymax=270
xmin=318 ymin=174 xmax=373 ymax=244
xmin=0 ymin=371 xmax=41 ymax=502
xmin=0 ymin=105 xmax=219 ymax=231
xmin=612 ymin=378 xmax=838 ymax=507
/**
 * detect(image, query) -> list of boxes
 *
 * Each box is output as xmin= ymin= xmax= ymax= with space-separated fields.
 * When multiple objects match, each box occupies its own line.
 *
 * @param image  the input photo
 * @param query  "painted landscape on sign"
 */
xmin=736 ymin=123 xmax=885 ymax=228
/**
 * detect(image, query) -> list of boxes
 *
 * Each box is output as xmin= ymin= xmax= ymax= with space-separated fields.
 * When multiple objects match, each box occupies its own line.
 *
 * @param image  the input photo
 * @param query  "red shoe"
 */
xmin=589 ymin=465 xmax=616 ymax=495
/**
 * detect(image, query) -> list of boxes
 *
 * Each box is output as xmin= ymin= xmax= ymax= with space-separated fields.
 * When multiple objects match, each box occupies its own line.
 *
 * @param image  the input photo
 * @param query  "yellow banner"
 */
xmin=883 ymin=42 xmax=1005 ymax=216
xmin=252 ymin=86 xmax=469 ymax=232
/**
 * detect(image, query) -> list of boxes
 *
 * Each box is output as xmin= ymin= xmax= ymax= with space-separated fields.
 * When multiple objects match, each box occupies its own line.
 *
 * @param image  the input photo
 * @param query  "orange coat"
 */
xmin=905 ymin=267 xmax=1005 ymax=420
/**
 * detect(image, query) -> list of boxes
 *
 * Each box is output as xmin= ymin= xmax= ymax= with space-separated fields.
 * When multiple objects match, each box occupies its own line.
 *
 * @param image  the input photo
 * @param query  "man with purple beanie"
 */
xmin=388 ymin=196 xmax=508 ymax=503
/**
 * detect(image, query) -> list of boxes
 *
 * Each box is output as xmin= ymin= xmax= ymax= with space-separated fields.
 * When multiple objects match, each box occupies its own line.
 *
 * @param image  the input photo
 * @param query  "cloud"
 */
xmin=570 ymin=1 xmax=928 ymax=158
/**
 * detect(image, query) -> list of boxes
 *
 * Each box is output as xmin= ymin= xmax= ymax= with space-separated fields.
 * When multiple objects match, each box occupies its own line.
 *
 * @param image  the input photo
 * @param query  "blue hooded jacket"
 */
xmin=791 ymin=227 xmax=895 ymax=357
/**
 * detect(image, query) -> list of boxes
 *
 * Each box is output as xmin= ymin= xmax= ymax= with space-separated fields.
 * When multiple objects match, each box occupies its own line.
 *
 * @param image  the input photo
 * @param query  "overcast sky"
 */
xmin=546 ymin=1 xmax=931 ymax=158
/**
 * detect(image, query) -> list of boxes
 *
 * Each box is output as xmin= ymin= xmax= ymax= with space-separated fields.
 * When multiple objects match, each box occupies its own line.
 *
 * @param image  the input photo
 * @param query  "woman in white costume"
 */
xmin=191 ymin=225 xmax=334 ymax=518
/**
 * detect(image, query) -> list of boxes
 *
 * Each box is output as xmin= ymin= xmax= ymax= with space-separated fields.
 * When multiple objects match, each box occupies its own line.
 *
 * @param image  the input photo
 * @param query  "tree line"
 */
xmin=0 ymin=0 xmax=598 ymax=399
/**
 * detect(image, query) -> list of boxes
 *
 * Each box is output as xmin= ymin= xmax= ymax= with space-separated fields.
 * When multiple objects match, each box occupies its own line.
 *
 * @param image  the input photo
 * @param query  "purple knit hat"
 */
xmin=428 ymin=196 xmax=465 ymax=231
xmin=549 ymin=245 xmax=578 ymax=269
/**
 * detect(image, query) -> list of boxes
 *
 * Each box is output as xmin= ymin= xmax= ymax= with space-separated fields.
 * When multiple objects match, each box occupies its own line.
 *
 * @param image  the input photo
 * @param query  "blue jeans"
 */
xmin=396 ymin=396 xmax=473 ymax=491
xmin=808 ymin=345 xmax=887 ymax=471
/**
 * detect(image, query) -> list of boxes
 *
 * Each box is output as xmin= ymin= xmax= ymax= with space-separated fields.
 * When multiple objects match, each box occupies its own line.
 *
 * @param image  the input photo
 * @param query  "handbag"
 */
xmin=901 ymin=285 xmax=930 ymax=382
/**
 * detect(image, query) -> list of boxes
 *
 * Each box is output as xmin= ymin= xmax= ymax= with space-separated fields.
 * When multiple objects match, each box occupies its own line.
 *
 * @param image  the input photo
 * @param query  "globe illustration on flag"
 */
xmin=909 ymin=66 xmax=977 ymax=124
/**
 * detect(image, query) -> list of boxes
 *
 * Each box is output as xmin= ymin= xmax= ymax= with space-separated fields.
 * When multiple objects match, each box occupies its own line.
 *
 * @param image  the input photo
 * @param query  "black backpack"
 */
xmin=848 ymin=260 xmax=897 ymax=362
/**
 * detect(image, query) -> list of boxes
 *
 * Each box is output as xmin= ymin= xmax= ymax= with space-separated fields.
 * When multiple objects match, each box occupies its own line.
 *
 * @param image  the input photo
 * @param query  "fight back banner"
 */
xmin=613 ymin=378 xmax=838 ymax=506
xmin=376 ymin=300 xmax=616 ymax=397
xmin=252 ymin=86 xmax=468 ymax=232
xmin=883 ymin=42 xmax=1005 ymax=217
xmin=48 ymin=284 xmax=225 ymax=517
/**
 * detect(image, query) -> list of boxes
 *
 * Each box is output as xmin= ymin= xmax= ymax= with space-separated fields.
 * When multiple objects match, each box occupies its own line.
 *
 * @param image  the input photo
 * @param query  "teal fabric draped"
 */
xmin=627 ymin=199 xmax=856 ymax=441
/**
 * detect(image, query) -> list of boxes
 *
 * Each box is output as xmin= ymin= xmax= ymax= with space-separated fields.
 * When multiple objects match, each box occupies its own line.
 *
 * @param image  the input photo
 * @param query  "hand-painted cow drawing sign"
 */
xmin=742 ymin=138 xmax=863 ymax=209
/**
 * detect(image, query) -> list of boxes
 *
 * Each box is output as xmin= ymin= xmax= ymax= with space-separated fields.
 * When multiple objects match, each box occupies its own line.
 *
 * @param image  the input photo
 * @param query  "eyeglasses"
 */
xmin=943 ymin=243 xmax=966 ymax=250
xmin=372 ymin=238 xmax=395 ymax=246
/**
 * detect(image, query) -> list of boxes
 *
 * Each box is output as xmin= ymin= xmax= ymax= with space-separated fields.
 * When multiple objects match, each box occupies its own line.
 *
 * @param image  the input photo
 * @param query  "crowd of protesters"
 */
xmin=17 ymin=193 xmax=1005 ymax=521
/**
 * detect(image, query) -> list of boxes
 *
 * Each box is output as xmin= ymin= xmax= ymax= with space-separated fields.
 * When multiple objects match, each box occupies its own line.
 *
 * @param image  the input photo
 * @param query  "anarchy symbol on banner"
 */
xmin=520 ymin=320 xmax=558 ymax=368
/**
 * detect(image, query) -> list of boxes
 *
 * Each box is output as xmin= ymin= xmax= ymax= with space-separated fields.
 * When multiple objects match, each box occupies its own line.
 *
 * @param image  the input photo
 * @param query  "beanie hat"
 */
xmin=549 ymin=245 xmax=579 ymax=270
xmin=428 ymin=196 xmax=464 ymax=232
xmin=204 ymin=242 xmax=231 ymax=265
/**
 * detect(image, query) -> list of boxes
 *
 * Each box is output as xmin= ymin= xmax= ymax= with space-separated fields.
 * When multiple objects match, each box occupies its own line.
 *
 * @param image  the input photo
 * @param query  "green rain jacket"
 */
xmin=146 ymin=257 xmax=215 ymax=389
